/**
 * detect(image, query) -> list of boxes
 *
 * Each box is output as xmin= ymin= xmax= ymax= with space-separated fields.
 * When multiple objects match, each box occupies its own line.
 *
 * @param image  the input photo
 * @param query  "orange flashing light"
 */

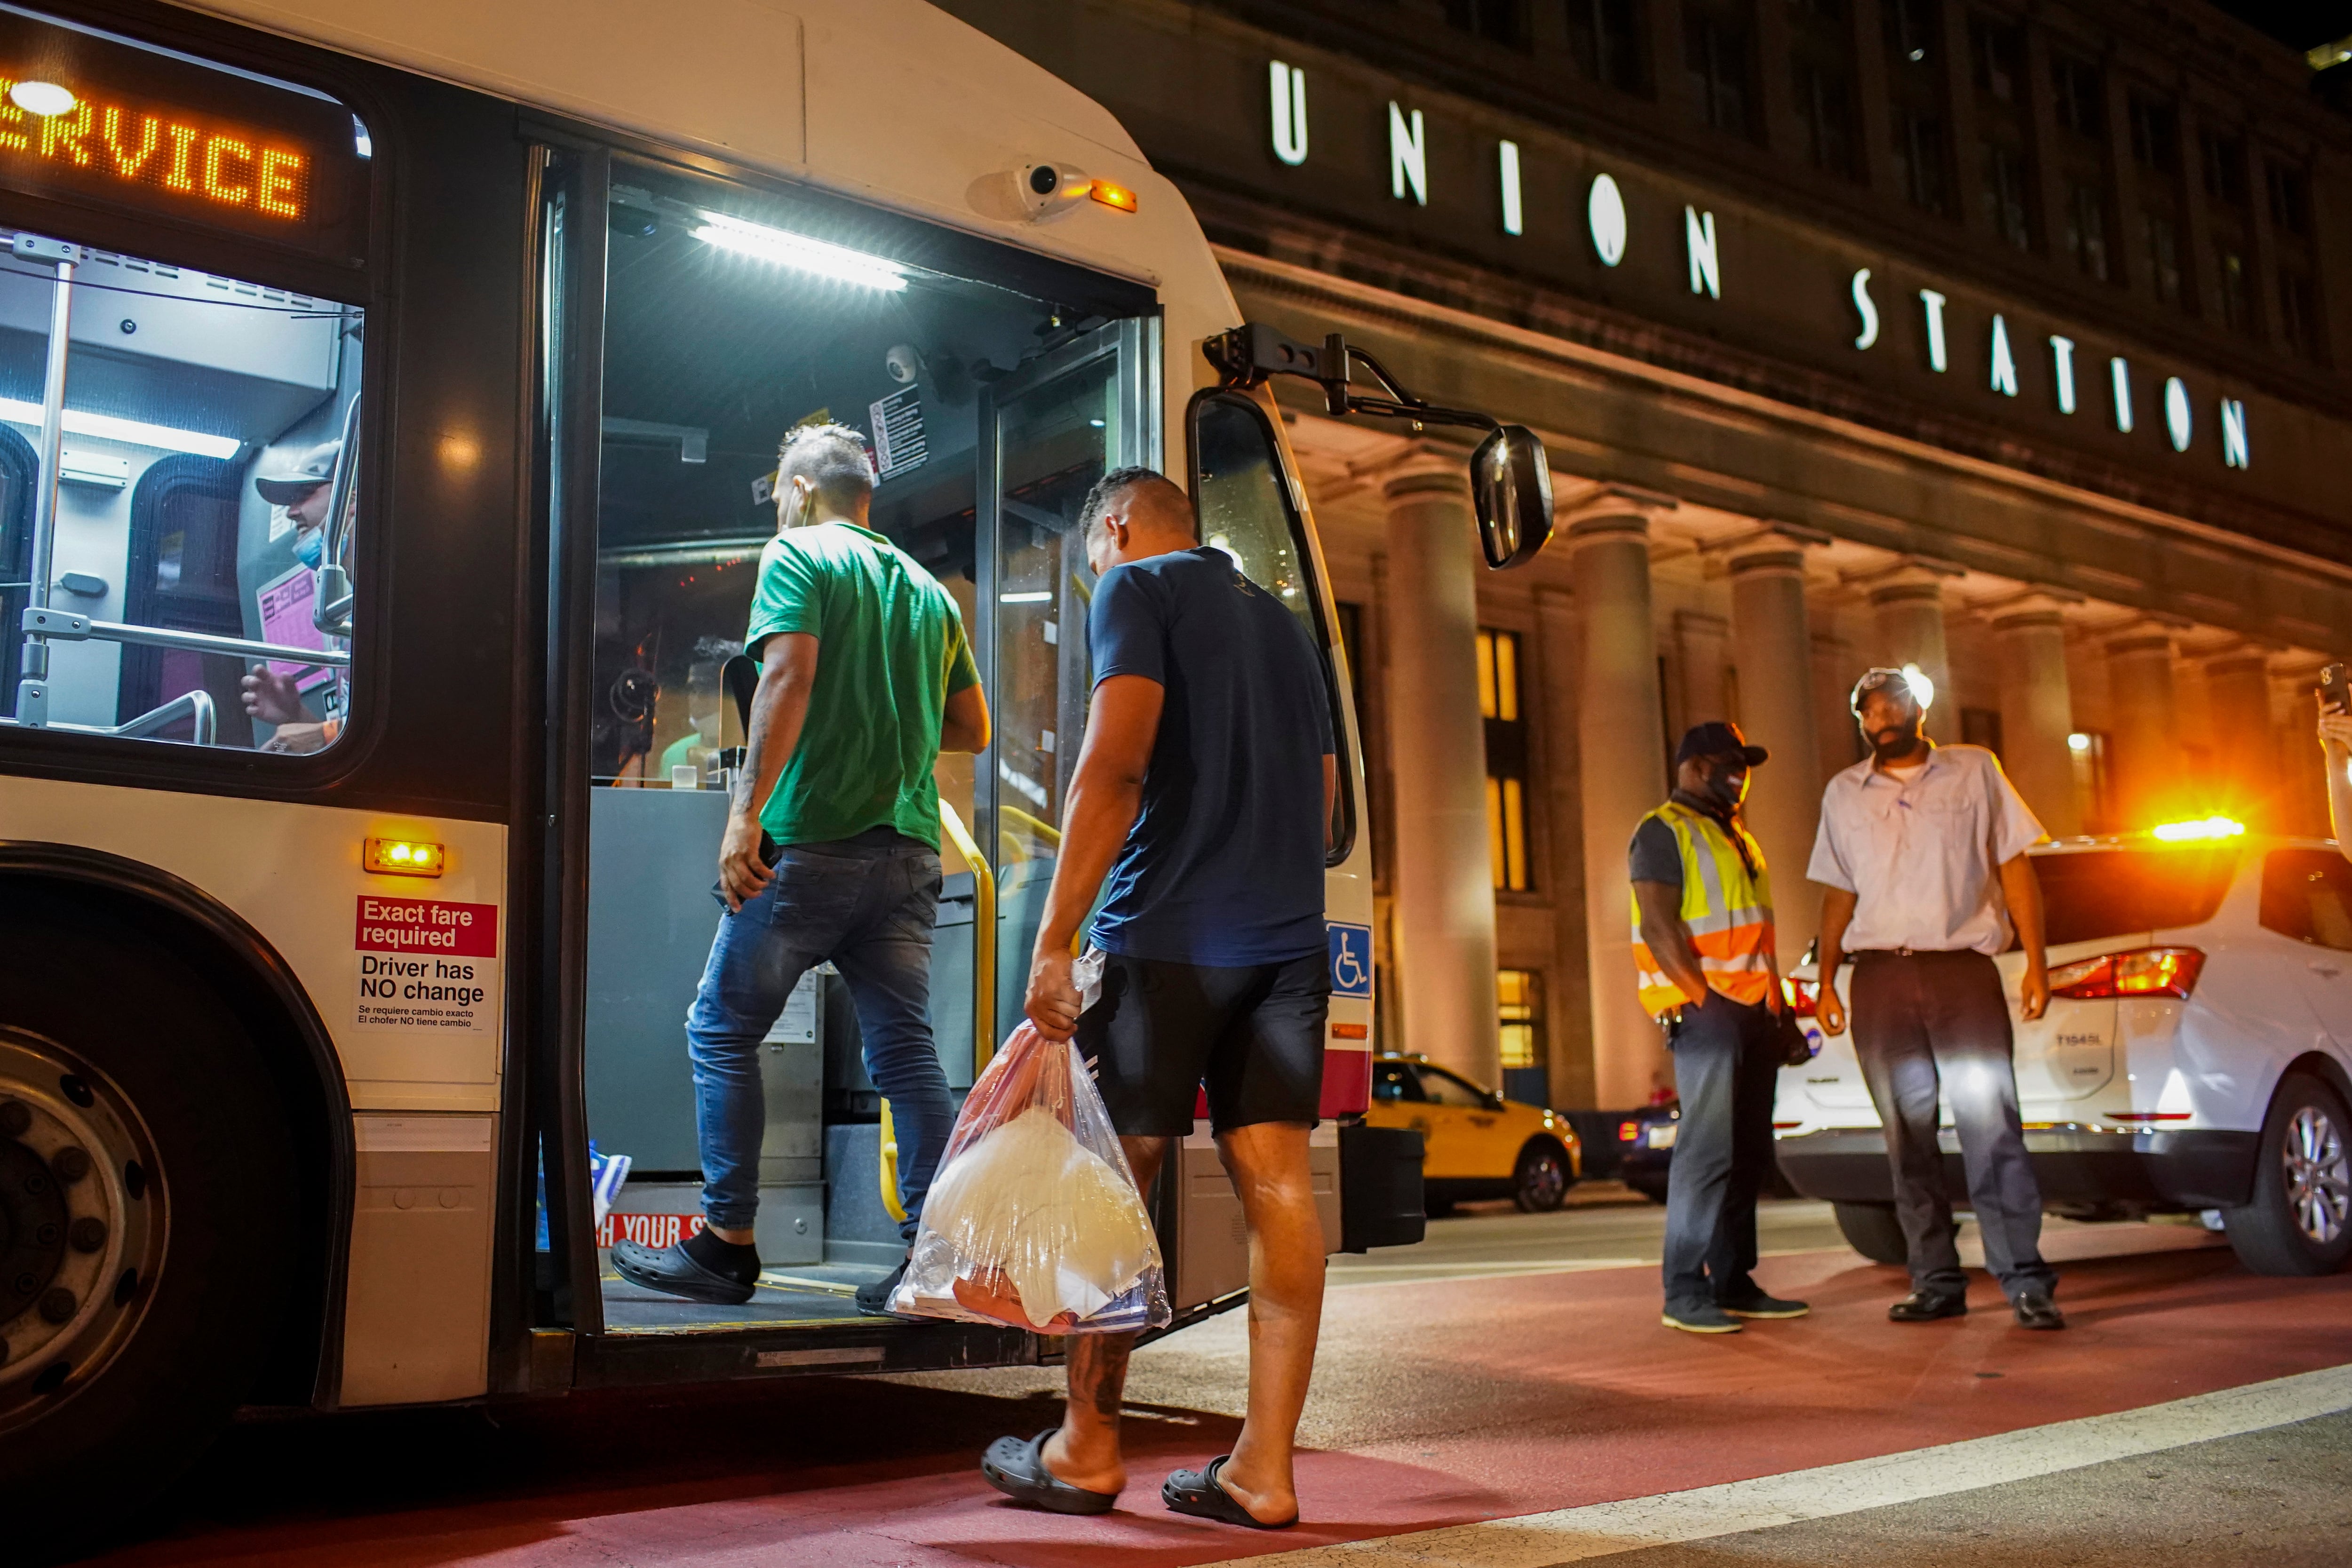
xmin=1088 ymin=178 xmax=1138 ymax=213
xmin=365 ymin=837 xmax=445 ymax=877
xmin=0 ymin=76 xmax=310 ymax=222
xmin=2149 ymin=816 xmax=2245 ymax=843
xmin=1330 ymin=1022 xmax=1370 ymax=1040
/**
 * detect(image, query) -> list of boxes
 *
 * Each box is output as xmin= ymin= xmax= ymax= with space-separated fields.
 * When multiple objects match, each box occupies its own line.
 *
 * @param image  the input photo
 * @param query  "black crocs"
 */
xmin=1161 ymin=1455 xmax=1297 ymax=1530
xmin=611 ymin=1238 xmax=756 ymax=1306
xmin=979 ymin=1430 xmax=1119 ymax=1515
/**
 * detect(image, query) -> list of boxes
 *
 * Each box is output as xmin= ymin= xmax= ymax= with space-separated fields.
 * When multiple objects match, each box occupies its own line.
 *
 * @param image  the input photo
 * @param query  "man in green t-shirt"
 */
xmin=613 ymin=423 xmax=988 ymax=1315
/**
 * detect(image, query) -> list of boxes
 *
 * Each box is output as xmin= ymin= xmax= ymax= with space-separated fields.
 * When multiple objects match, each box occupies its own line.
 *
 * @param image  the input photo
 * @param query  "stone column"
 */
xmin=1991 ymin=595 xmax=2082 ymax=838
xmin=1728 ymin=537 xmax=1825 ymax=972
xmin=1536 ymin=584 xmax=1596 ymax=1111
xmin=1673 ymin=610 xmax=1730 ymax=732
xmin=2275 ymin=663 xmax=2332 ymax=839
xmin=2106 ymin=630 xmax=2184 ymax=828
xmin=1812 ymin=631 xmax=1860 ymax=781
xmin=1569 ymin=490 xmax=1674 ymax=1109
xmin=1869 ymin=563 xmax=1957 ymax=707
xmin=1381 ymin=454 xmax=1500 ymax=1085
xmin=2206 ymin=651 xmax=2280 ymax=828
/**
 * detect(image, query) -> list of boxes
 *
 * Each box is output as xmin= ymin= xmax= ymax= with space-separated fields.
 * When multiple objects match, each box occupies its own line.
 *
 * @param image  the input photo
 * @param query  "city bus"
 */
xmin=0 ymin=0 xmax=1548 ymax=1532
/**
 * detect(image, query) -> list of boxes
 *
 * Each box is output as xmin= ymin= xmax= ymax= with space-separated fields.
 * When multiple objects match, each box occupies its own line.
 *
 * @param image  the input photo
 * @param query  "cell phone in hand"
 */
xmin=2320 ymin=663 xmax=2349 ymax=717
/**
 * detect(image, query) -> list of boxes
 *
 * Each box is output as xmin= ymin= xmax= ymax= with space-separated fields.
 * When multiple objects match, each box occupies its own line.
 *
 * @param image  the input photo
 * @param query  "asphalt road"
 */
xmin=59 ymin=1191 xmax=2350 ymax=1568
xmin=1603 ymin=1409 xmax=2352 ymax=1568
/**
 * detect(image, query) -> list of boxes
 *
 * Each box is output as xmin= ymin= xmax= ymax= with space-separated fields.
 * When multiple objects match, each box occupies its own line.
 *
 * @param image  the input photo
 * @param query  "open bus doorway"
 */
xmin=577 ymin=164 xmax=1155 ymax=1334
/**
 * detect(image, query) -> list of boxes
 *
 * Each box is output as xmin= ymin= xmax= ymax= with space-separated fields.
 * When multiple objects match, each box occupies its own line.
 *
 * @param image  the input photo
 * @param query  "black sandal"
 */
xmin=979 ymin=1429 xmax=1119 ymax=1516
xmin=1161 ymin=1455 xmax=1297 ymax=1530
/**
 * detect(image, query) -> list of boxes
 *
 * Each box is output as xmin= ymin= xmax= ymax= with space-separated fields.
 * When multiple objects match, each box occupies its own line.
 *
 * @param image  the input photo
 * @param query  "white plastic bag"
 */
xmin=890 ymin=1016 xmax=1170 ymax=1334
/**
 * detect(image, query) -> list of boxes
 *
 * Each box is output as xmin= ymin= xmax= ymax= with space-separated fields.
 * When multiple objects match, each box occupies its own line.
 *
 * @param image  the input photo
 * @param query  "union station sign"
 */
xmin=1263 ymin=60 xmax=2255 ymax=473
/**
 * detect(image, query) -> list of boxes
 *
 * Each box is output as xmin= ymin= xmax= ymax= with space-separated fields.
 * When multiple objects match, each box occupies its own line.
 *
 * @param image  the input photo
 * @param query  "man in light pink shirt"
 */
xmin=1808 ymin=667 xmax=2063 ymax=1331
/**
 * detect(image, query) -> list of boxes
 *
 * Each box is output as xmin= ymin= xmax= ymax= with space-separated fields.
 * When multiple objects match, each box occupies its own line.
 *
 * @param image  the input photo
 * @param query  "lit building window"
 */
xmin=1478 ymin=628 xmax=1532 ymax=891
xmin=1498 ymin=968 xmax=1548 ymax=1105
xmin=1498 ymin=969 xmax=1543 ymax=1068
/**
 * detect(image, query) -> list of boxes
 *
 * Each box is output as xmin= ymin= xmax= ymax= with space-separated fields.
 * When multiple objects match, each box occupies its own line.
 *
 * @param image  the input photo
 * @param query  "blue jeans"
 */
xmin=686 ymin=831 xmax=953 ymax=1243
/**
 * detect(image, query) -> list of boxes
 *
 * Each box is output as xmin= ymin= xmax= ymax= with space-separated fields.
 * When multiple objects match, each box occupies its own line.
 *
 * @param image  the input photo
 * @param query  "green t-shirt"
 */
xmin=745 ymin=520 xmax=977 ymax=850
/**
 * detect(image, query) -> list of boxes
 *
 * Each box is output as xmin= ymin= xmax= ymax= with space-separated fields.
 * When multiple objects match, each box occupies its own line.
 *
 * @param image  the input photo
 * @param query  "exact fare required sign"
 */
xmin=353 ymin=895 xmax=498 ymax=1034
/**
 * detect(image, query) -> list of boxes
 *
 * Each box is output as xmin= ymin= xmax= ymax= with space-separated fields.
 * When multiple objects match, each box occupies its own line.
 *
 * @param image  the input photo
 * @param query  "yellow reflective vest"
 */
xmin=1629 ymin=801 xmax=1776 ymax=1017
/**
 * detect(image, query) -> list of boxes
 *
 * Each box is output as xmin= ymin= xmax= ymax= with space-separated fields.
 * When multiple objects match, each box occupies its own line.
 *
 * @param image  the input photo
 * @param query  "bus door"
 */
xmin=542 ymin=147 xmax=1165 ymax=1380
xmin=974 ymin=318 xmax=1155 ymax=1040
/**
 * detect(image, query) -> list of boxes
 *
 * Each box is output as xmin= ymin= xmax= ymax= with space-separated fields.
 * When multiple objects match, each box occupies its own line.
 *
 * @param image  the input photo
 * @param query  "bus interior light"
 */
xmin=0 ymin=398 xmax=241 ymax=459
xmin=365 ymin=837 xmax=445 ymax=877
xmin=689 ymin=212 xmax=908 ymax=292
xmin=2150 ymin=816 xmax=2245 ymax=843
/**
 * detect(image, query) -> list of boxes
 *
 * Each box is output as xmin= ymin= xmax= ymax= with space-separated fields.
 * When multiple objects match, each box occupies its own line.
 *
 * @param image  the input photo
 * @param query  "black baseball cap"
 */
xmin=1676 ymin=720 xmax=1768 ymax=768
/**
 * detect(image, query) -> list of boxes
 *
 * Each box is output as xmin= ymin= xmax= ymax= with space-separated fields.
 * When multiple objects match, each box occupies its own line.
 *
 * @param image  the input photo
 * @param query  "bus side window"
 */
xmin=0 ymin=237 xmax=362 ymax=754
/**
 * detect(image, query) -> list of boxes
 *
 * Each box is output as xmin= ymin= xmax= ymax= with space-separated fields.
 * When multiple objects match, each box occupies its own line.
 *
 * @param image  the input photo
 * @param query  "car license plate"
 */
xmin=1647 ymin=1124 xmax=1677 ymax=1149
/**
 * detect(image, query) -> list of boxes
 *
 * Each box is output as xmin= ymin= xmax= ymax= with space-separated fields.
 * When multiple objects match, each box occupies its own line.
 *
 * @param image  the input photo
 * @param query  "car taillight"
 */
xmin=1785 ymin=977 xmax=1818 ymax=1017
xmin=2046 ymin=946 xmax=2206 ymax=1001
xmin=1618 ymin=1121 xmax=1640 ymax=1143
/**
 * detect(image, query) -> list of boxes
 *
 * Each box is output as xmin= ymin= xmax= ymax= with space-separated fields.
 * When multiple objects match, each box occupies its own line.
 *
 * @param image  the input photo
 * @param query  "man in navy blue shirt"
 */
xmin=978 ymin=467 xmax=1335 ymax=1532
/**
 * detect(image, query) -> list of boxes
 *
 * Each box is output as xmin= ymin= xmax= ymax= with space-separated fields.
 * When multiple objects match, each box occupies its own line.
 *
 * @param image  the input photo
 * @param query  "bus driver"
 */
xmin=241 ymin=439 xmax=345 ymax=754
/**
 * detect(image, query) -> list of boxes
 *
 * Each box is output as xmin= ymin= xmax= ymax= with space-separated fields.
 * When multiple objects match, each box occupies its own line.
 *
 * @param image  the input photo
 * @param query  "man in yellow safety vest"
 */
xmin=1630 ymin=722 xmax=1809 ymax=1335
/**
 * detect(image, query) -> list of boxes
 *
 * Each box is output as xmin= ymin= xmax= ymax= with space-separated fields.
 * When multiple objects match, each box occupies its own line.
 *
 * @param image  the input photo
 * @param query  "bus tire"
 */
xmin=1832 ymin=1200 xmax=1909 ymax=1265
xmin=0 ymin=907 xmax=299 ymax=1557
xmin=2223 ymin=1074 xmax=2352 ymax=1278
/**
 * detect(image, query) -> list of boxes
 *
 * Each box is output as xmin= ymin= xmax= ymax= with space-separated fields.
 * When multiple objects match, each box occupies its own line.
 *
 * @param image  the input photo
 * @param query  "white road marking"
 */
xmin=1198 ymin=1363 xmax=2352 ymax=1568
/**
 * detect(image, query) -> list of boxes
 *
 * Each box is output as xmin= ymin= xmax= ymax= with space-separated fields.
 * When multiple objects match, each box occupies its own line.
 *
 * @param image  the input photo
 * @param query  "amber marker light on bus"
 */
xmin=1330 ymin=1022 xmax=1369 ymax=1040
xmin=365 ymin=837 xmax=445 ymax=877
xmin=1088 ymin=179 xmax=1138 ymax=212
xmin=2150 ymin=815 xmax=2245 ymax=842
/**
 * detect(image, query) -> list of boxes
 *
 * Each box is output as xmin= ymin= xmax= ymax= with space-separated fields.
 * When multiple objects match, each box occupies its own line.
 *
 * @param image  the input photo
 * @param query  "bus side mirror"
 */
xmin=1470 ymin=425 xmax=1554 ymax=570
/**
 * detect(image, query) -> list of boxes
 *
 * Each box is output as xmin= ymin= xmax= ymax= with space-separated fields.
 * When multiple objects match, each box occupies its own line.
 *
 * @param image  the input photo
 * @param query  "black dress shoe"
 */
xmin=1887 ymin=1290 xmax=1968 ymax=1322
xmin=612 ymin=1238 xmax=757 ymax=1305
xmin=2013 ymin=1290 xmax=2066 ymax=1330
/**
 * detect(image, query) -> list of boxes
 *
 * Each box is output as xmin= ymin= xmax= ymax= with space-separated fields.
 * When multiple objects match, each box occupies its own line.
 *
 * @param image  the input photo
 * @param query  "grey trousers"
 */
xmin=1661 ymin=993 xmax=1780 ymax=1310
xmin=1850 ymin=949 xmax=2056 ymax=1302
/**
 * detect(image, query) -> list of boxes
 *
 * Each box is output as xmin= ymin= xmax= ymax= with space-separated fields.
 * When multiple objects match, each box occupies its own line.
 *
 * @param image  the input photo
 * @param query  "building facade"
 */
xmin=944 ymin=0 xmax=2352 ymax=1113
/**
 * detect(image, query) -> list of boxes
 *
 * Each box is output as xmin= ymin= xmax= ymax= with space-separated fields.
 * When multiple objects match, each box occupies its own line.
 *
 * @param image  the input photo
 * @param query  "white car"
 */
xmin=1775 ymin=829 xmax=2352 ymax=1278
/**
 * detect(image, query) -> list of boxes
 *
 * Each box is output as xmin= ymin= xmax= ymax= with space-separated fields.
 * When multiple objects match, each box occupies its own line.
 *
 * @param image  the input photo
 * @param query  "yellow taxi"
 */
xmin=1365 ymin=1053 xmax=1581 ymax=1214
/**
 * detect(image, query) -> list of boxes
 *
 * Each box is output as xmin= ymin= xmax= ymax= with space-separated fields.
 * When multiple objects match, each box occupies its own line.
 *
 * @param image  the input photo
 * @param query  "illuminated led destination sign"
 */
xmin=0 ymin=10 xmax=367 ymax=262
xmin=0 ymin=75 xmax=311 ymax=221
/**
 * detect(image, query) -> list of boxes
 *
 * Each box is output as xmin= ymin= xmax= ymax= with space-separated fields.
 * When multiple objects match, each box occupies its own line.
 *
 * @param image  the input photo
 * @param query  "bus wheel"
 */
xmin=0 ymin=915 xmax=297 ymax=1553
xmin=2223 ymin=1074 xmax=2352 ymax=1278
xmin=1512 ymin=1140 xmax=1572 ymax=1212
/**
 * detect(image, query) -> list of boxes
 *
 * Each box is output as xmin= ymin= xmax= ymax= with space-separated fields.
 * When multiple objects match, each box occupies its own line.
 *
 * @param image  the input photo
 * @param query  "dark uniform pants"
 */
xmin=1851 ymin=949 xmax=2056 ymax=1303
xmin=1661 ymin=993 xmax=1780 ymax=1311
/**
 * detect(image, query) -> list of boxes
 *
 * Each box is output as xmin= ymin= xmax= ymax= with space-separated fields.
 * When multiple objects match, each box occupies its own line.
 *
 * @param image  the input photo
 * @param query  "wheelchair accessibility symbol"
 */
xmin=1327 ymin=922 xmax=1374 ymax=998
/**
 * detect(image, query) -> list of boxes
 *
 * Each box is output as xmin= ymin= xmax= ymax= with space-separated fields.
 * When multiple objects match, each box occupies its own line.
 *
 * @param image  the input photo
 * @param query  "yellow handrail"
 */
xmin=938 ymin=799 xmax=998 ymax=1074
xmin=1001 ymin=804 xmax=1063 ymax=849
